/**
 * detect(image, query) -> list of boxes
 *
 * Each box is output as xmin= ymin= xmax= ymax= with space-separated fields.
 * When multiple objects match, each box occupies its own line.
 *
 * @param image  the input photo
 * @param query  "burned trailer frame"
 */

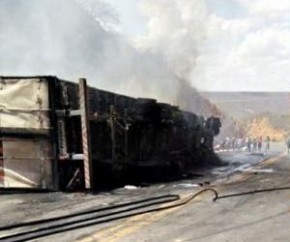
xmin=0 ymin=76 xmax=221 ymax=191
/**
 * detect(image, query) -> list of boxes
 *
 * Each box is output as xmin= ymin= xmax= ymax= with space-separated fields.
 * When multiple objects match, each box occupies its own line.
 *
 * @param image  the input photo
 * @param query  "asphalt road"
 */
xmin=1 ymin=146 xmax=289 ymax=242
xmin=76 ymin=149 xmax=290 ymax=242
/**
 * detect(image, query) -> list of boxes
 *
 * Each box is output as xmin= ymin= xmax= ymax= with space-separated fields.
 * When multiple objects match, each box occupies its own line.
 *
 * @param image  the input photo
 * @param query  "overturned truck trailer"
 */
xmin=0 ymin=76 xmax=221 ymax=191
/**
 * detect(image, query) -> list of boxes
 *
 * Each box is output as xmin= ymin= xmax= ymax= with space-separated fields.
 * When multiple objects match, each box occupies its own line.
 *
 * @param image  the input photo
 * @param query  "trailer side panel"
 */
xmin=0 ymin=78 xmax=54 ymax=189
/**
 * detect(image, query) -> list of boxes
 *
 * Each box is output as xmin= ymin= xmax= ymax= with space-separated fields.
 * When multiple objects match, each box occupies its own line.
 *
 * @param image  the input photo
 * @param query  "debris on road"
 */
xmin=124 ymin=185 xmax=139 ymax=190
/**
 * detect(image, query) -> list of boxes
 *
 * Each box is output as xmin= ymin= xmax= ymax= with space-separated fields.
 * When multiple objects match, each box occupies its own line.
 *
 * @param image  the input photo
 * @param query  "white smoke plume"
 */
xmin=136 ymin=0 xmax=208 ymax=80
xmin=75 ymin=0 xmax=120 ymax=32
xmin=0 ymin=0 xmax=218 ymax=116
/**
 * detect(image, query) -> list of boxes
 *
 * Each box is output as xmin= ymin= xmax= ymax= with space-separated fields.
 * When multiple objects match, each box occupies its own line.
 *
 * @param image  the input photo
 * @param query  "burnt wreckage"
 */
xmin=0 ymin=76 xmax=221 ymax=191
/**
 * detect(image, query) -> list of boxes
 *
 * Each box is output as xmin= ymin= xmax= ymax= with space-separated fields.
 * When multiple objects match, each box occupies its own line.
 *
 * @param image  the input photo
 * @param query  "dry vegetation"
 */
xmin=243 ymin=115 xmax=290 ymax=141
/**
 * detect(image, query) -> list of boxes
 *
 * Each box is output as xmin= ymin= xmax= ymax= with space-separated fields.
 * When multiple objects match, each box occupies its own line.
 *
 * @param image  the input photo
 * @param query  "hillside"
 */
xmin=203 ymin=92 xmax=290 ymax=141
xmin=203 ymin=92 xmax=290 ymax=118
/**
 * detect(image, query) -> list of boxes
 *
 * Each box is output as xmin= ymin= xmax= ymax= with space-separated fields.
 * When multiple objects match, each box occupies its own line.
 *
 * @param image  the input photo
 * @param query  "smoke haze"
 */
xmin=0 ymin=0 xmax=219 ymax=116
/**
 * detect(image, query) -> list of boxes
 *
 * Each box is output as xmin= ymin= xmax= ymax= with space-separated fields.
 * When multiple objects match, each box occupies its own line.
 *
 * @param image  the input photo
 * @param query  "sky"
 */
xmin=104 ymin=0 xmax=290 ymax=92
xmin=0 ymin=0 xmax=289 ymax=94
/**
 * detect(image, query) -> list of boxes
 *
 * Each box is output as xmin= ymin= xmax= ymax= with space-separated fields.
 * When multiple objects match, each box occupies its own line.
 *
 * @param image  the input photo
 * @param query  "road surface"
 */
xmin=0 ymin=144 xmax=289 ymax=242
xmin=74 ymin=150 xmax=290 ymax=242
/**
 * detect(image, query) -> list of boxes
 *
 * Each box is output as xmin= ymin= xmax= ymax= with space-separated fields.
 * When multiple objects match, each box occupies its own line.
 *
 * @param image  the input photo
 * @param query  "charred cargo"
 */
xmin=0 ymin=76 xmax=221 ymax=191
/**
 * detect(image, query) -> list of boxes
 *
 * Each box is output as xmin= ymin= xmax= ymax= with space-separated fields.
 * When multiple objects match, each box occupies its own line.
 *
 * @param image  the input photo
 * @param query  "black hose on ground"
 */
xmin=0 ymin=194 xmax=180 ymax=231
xmin=2 ymin=186 xmax=290 ymax=241
xmin=0 ymin=188 xmax=218 ymax=242
xmin=213 ymin=186 xmax=290 ymax=202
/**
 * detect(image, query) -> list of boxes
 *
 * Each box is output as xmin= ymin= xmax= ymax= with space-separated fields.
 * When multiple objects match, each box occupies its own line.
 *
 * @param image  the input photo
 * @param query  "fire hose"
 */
xmin=1 ymin=186 xmax=290 ymax=241
xmin=0 ymin=189 xmax=216 ymax=241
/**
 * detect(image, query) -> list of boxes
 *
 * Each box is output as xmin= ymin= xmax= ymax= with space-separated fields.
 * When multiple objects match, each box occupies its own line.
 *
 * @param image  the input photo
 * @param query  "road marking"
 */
xmin=104 ymin=206 xmax=181 ymax=242
xmin=77 ymin=191 xmax=204 ymax=242
xmin=77 ymin=222 xmax=131 ymax=242
xmin=77 ymin=206 xmax=180 ymax=242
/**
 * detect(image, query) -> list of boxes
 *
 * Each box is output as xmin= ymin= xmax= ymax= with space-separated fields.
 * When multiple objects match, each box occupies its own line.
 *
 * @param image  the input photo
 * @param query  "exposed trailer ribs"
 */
xmin=0 ymin=76 xmax=221 ymax=191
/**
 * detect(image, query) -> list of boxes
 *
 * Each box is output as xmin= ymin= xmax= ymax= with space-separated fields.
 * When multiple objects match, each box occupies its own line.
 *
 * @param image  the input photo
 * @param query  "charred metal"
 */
xmin=0 ymin=76 xmax=221 ymax=191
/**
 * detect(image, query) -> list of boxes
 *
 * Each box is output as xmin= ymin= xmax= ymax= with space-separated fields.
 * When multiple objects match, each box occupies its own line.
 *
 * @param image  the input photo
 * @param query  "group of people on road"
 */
xmin=219 ymin=137 xmax=242 ymax=151
xmin=219 ymin=135 xmax=290 ymax=154
xmin=246 ymin=136 xmax=270 ymax=153
xmin=219 ymin=136 xmax=271 ymax=153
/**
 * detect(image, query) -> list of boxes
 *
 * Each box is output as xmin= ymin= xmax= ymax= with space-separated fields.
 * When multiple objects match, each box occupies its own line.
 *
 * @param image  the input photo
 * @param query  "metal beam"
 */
xmin=0 ymin=140 xmax=4 ymax=186
xmin=79 ymin=78 xmax=93 ymax=190
xmin=69 ymin=110 xmax=81 ymax=116
xmin=47 ymin=76 xmax=60 ymax=191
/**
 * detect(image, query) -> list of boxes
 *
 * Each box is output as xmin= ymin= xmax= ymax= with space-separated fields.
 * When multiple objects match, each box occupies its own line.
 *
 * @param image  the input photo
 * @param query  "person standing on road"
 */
xmin=225 ymin=137 xmax=230 ymax=151
xmin=258 ymin=137 xmax=262 ymax=153
xmin=231 ymin=137 xmax=236 ymax=151
xmin=265 ymin=136 xmax=270 ymax=152
xmin=252 ymin=138 xmax=257 ymax=153
xmin=247 ymin=138 xmax=252 ymax=152
xmin=286 ymin=136 xmax=290 ymax=154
